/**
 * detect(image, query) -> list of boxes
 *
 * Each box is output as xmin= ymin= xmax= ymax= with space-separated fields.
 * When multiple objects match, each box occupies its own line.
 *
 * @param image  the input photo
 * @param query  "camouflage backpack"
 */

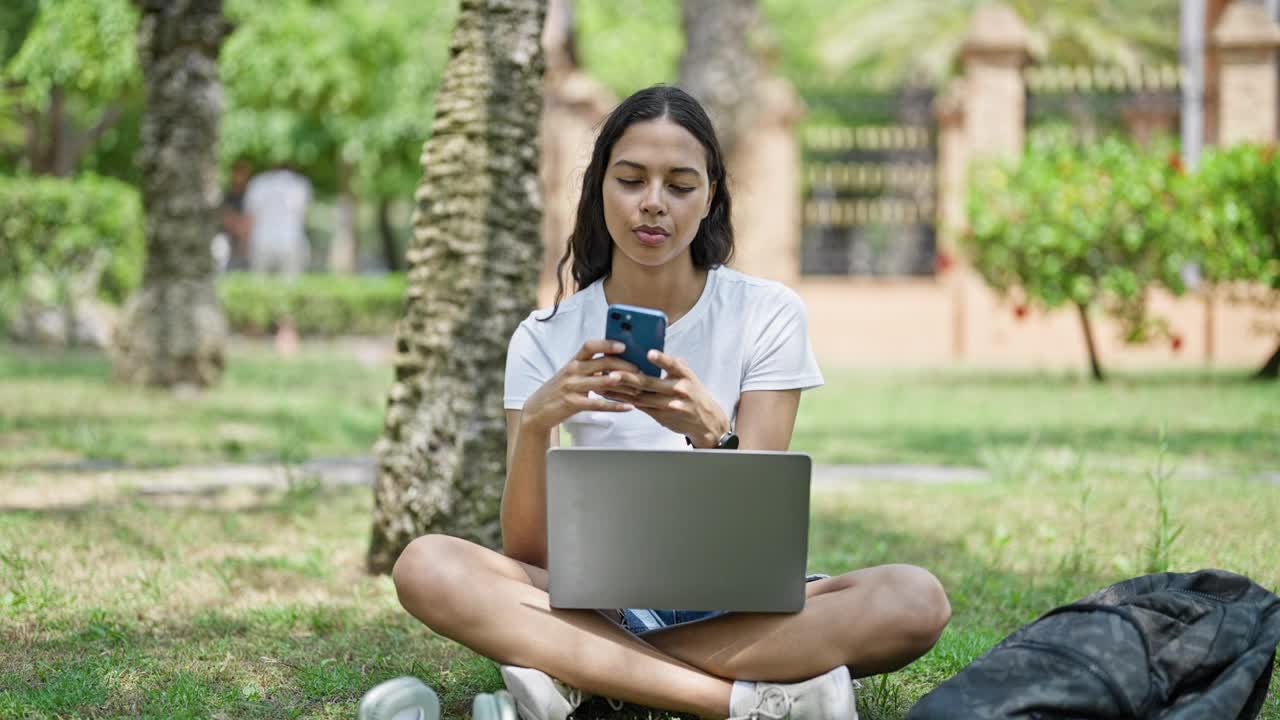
xmin=908 ymin=569 xmax=1280 ymax=720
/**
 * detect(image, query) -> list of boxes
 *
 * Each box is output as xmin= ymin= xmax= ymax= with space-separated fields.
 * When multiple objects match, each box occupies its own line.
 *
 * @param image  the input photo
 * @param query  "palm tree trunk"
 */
xmin=677 ymin=0 xmax=762 ymax=157
xmin=367 ymin=0 xmax=547 ymax=573
xmin=1076 ymin=302 xmax=1106 ymax=382
xmin=111 ymin=0 xmax=229 ymax=387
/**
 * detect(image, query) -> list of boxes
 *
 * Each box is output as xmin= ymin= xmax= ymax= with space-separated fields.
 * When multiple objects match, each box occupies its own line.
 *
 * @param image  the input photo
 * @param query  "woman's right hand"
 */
xmin=519 ymin=339 xmax=640 ymax=433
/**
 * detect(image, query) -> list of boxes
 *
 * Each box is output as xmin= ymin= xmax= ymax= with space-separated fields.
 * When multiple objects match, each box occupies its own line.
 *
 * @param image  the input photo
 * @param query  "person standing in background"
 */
xmin=243 ymin=164 xmax=314 ymax=353
xmin=243 ymin=164 xmax=313 ymax=276
xmin=216 ymin=159 xmax=254 ymax=271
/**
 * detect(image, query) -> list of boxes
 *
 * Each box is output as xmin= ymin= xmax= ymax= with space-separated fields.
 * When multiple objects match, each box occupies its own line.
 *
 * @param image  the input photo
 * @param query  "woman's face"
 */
xmin=602 ymin=117 xmax=716 ymax=270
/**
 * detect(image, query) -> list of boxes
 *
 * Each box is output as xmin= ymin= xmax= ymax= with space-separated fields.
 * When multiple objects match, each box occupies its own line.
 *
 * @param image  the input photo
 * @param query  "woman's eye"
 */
xmin=616 ymin=178 xmax=642 ymax=186
xmin=669 ymin=185 xmax=695 ymax=194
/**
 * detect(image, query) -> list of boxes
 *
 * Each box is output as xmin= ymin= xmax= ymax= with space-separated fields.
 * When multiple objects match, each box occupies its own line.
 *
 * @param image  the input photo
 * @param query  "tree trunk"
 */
xmin=378 ymin=198 xmax=402 ymax=272
xmin=677 ymin=0 xmax=763 ymax=157
xmin=367 ymin=0 xmax=547 ymax=573
xmin=45 ymin=84 xmax=65 ymax=175
xmin=329 ymin=159 xmax=360 ymax=273
xmin=111 ymin=0 xmax=229 ymax=388
xmin=1076 ymin=302 xmax=1106 ymax=383
xmin=1256 ymin=340 xmax=1280 ymax=380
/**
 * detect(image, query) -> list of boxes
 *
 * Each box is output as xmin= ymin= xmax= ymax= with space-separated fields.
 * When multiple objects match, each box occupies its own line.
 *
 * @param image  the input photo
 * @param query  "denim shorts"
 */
xmin=618 ymin=574 xmax=830 ymax=635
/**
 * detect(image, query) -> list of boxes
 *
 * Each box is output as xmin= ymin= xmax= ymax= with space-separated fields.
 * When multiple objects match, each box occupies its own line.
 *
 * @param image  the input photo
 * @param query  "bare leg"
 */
xmin=394 ymin=536 xmax=950 ymax=714
xmin=393 ymin=534 xmax=733 ymax=717
xmin=643 ymin=565 xmax=951 ymax=681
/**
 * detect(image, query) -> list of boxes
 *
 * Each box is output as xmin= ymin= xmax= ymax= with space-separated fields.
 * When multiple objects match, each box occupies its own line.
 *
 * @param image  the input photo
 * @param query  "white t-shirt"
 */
xmin=503 ymin=265 xmax=824 ymax=449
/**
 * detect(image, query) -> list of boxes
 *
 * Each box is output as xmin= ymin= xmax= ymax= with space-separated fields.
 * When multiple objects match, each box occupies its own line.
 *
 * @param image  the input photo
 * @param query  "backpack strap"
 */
xmin=1031 ymin=602 xmax=1158 ymax=715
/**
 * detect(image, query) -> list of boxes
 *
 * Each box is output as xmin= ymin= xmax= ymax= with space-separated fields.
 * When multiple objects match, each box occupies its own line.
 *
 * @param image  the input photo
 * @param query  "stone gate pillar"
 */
xmin=934 ymin=82 xmax=969 ymax=359
xmin=960 ymin=3 xmax=1032 ymax=160
xmin=1213 ymin=0 xmax=1280 ymax=145
xmin=947 ymin=4 xmax=1032 ymax=360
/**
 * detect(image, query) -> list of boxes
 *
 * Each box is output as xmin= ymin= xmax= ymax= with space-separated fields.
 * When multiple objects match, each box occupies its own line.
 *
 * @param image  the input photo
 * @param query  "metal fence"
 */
xmin=1025 ymin=64 xmax=1183 ymax=145
xmin=798 ymin=67 xmax=1181 ymax=278
xmin=799 ymin=88 xmax=938 ymax=277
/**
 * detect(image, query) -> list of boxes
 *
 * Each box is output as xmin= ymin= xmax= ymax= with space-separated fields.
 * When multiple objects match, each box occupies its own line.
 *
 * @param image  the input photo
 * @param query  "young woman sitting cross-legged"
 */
xmin=392 ymin=85 xmax=951 ymax=720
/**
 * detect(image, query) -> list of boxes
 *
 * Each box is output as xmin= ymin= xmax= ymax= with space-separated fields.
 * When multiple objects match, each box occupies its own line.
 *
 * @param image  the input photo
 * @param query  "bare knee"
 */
xmin=879 ymin=564 xmax=951 ymax=655
xmin=392 ymin=533 xmax=474 ymax=631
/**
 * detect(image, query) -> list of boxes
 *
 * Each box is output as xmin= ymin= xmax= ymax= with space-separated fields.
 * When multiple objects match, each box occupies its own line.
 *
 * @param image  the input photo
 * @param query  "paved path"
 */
xmin=3 ymin=456 xmax=1278 ymax=511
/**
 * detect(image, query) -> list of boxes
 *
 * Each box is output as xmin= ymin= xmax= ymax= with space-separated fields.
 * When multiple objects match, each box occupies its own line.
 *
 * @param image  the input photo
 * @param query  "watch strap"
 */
xmin=685 ymin=430 xmax=739 ymax=449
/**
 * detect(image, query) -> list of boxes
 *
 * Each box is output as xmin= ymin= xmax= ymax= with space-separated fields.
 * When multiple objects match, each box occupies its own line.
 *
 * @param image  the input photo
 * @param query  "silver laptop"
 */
xmin=546 ymin=447 xmax=812 ymax=613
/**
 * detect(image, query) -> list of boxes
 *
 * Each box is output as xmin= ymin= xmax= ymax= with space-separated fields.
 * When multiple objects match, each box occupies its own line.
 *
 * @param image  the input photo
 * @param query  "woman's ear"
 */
xmin=703 ymin=180 xmax=717 ymax=219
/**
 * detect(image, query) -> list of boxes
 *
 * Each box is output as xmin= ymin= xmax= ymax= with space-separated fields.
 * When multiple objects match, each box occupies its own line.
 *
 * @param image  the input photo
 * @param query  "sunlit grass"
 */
xmin=0 ymin=341 xmax=389 ymax=470
xmin=4 ymin=343 xmax=1277 ymax=473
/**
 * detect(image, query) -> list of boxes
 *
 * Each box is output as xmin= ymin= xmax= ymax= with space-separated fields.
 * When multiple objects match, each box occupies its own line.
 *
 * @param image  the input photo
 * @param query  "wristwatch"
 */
xmin=714 ymin=430 xmax=740 ymax=449
xmin=686 ymin=430 xmax=740 ymax=449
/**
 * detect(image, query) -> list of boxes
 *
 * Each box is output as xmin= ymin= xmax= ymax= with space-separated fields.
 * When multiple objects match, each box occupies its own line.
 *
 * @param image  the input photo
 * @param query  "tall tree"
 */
xmin=367 ymin=0 xmax=547 ymax=573
xmin=111 ymin=0 xmax=229 ymax=387
xmin=677 ymin=0 xmax=763 ymax=157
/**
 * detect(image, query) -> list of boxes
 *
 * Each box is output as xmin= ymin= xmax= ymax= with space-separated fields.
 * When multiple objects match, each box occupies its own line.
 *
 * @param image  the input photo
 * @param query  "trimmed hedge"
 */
xmin=0 ymin=173 xmax=144 ymax=303
xmin=218 ymin=272 xmax=407 ymax=336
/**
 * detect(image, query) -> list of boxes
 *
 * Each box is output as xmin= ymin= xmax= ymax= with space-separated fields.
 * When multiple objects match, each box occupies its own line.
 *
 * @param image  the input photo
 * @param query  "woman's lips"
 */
xmin=634 ymin=229 xmax=667 ymax=246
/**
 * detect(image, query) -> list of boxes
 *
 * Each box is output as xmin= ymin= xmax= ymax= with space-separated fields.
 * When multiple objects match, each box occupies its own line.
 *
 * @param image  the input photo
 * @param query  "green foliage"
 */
xmin=967 ymin=136 xmax=1194 ymax=342
xmin=0 ymin=0 xmax=39 ymax=67
xmin=218 ymin=272 xmax=406 ymax=336
xmin=968 ymin=139 xmax=1280 ymax=356
xmin=0 ymin=173 xmax=143 ymax=306
xmin=3 ymin=0 xmax=139 ymax=106
xmin=0 ymin=0 xmax=142 ymax=179
xmin=760 ymin=0 xmax=857 ymax=87
xmin=220 ymin=0 xmax=457 ymax=199
xmin=1190 ymin=145 xmax=1280 ymax=289
xmin=77 ymin=95 xmax=144 ymax=186
xmin=576 ymin=0 xmax=681 ymax=98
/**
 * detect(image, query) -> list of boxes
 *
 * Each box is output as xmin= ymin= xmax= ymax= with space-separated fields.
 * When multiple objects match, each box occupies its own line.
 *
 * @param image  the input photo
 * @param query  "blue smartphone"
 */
xmin=605 ymin=303 xmax=667 ymax=377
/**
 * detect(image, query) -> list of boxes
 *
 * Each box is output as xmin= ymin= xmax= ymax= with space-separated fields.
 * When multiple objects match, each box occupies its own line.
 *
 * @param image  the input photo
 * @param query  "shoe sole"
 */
xmin=472 ymin=690 xmax=518 ymax=720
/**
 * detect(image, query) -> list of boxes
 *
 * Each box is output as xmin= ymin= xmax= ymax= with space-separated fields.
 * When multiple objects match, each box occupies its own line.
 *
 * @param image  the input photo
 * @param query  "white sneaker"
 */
xmin=499 ymin=665 xmax=624 ymax=720
xmin=728 ymin=666 xmax=859 ymax=720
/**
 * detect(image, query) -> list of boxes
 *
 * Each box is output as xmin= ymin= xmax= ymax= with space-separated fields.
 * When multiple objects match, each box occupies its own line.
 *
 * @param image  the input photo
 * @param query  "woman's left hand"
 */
xmin=599 ymin=349 xmax=730 ymax=447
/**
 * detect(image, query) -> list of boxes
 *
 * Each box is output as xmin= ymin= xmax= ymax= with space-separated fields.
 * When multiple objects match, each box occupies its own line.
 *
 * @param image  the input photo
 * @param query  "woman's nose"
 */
xmin=639 ymin=181 xmax=666 ymax=215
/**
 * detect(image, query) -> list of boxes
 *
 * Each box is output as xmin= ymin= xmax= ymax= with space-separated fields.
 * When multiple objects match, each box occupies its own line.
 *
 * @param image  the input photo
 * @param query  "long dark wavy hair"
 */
xmin=539 ymin=85 xmax=734 ymax=321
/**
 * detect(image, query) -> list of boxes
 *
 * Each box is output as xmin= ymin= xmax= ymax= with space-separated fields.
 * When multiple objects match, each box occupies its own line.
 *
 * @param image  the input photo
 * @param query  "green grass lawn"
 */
xmin=1 ymin=342 xmax=1279 ymax=718
xmin=0 ymin=341 xmax=390 ymax=470
xmin=3 ymin=342 xmax=1278 ymax=472
xmin=795 ymin=368 xmax=1280 ymax=472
